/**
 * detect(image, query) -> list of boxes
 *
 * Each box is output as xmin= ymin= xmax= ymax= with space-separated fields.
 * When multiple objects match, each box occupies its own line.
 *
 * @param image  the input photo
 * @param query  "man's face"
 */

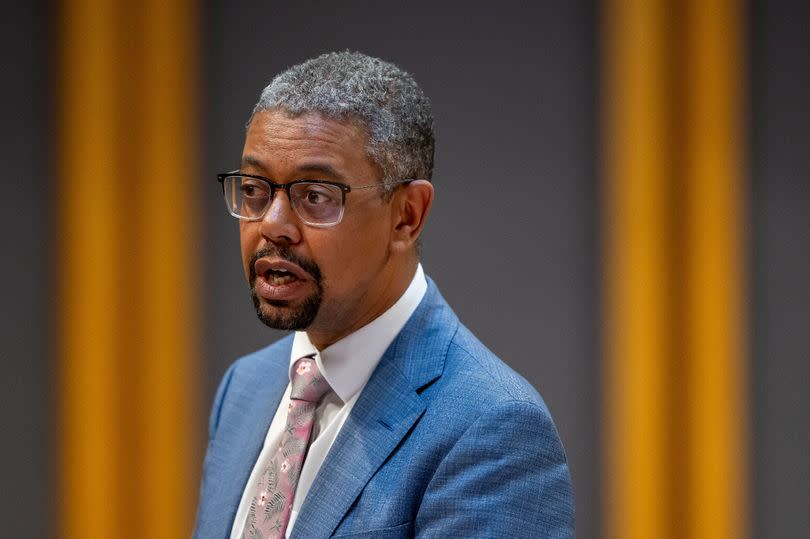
xmin=239 ymin=109 xmax=401 ymax=348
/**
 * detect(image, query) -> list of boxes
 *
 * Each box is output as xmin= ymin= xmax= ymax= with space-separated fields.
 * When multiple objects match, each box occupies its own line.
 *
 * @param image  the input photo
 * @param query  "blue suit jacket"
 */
xmin=193 ymin=279 xmax=574 ymax=538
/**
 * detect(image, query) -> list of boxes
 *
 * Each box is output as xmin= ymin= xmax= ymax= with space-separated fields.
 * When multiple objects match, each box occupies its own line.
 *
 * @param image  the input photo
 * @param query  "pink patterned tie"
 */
xmin=242 ymin=356 xmax=332 ymax=539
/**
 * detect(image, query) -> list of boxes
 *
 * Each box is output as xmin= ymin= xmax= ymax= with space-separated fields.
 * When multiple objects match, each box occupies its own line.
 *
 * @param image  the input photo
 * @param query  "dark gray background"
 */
xmin=1 ymin=1 xmax=807 ymax=537
xmin=1 ymin=0 xmax=51 ymax=538
xmin=750 ymin=0 xmax=810 ymax=536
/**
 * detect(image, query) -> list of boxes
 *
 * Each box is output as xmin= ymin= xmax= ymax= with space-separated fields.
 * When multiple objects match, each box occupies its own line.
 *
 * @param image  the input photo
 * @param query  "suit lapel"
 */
xmin=291 ymin=358 xmax=425 ymax=538
xmin=291 ymin=280 xmax=457 ymax=538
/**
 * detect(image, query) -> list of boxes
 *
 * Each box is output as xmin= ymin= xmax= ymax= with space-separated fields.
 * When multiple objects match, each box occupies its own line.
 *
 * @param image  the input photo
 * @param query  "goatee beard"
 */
xmin=248 ymin=245 xmax=323 ymax=331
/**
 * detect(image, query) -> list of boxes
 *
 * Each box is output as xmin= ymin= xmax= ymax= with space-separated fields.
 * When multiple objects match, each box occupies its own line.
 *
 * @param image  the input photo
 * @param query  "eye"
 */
xmin=236 ymin=179 xmax=271 ymax=217
xmin=291 ymin=182 xmax=343 ymax=223
xmin=240 ymin=181 xmax=269 ymax=198
xmin=296 ymin=183 xmax=341 ymax=206
xmin=305 ymin=190 xmax=326 ymax=204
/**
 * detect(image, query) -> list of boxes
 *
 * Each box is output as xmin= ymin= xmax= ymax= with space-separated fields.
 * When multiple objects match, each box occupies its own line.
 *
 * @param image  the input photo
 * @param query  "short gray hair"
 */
xmin=250 ymin=51 xmax=434 ymax=197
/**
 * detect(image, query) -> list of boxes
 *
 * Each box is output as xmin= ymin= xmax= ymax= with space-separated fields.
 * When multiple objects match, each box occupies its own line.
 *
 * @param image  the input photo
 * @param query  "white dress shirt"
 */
xmin=231 ymin=264 xmax=427 ymax=539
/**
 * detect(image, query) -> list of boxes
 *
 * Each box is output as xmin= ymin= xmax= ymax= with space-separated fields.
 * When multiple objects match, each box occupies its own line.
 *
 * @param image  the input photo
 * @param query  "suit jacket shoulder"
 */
xmin=194 ymin=278 xmax=574 ymax=539
xmin=294 ymin=279 xmax=574 ymax=538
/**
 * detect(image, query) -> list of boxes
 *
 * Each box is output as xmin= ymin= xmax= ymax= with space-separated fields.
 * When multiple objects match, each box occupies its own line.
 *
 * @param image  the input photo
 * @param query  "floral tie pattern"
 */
xmin=242 ymin=356 xmax=332 ymax=539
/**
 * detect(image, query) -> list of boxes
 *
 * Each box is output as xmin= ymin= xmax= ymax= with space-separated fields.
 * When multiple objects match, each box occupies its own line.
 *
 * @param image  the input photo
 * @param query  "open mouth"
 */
xmin=254 ymin=258 xmax=309 ymax=290
xmin=265 ymin=267 xmax=298 ymax=286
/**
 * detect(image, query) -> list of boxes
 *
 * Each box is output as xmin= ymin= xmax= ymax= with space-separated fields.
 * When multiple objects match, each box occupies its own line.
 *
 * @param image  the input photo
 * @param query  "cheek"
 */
xmin=321 ymin=220 xmax=389 ymax=280
xmin=239 ymin=223 xmax=259 ymax=279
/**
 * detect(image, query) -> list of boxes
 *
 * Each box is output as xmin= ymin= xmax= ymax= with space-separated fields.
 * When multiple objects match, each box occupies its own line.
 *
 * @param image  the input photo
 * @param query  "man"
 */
xmin=193 ymin=51 xmax=573 ymax=539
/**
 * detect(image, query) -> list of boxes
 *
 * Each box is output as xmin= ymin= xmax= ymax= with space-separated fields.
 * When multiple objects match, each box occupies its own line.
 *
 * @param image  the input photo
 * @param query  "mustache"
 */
xmin=248 ymin=244 xmax=322 ymax=285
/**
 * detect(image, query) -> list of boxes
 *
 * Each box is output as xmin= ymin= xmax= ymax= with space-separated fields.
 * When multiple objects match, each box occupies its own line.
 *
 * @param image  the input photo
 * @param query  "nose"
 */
xmin=258 ymin=189 xmax=302 ymax=245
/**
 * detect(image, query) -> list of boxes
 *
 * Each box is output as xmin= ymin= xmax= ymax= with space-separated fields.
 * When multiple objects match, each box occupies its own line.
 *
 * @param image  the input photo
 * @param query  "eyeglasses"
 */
xmin=217 ymin=172 xmax=412 ymax=227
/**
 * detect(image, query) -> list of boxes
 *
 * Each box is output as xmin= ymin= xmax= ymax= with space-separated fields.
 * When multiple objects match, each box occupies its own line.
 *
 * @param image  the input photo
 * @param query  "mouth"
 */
xmin=253 ymin=258 xmax=311 ymax=300
xmin=255 ymin=258 xmax=308 ymax=281
xmin=265 ymin=268 xmax=297 ymax=286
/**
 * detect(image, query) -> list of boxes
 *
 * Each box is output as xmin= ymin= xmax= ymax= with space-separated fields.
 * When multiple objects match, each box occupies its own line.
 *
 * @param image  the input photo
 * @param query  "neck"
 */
xmin=306 ymin=259 xmax=419 ymax=350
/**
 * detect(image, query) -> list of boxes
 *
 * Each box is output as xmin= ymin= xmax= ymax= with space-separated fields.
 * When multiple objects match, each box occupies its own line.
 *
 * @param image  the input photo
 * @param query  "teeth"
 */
xmin=269 ymin=273 xmax=295 ymax=285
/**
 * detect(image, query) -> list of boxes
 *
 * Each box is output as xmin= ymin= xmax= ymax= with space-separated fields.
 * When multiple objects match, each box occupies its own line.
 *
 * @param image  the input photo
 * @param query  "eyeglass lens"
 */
xmin=223 ymin=176 xmax=344 ymax=225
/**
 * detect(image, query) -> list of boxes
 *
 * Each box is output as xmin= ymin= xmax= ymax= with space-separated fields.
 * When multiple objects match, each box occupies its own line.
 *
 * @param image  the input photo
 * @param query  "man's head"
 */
xmin=234 ymin=51 xmax=435 ymax=349
xmin=249 ymin=51 xmax=434 ymax=198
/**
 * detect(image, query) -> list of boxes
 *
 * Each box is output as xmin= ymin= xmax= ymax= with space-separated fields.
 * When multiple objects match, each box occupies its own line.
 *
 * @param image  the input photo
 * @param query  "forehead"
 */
xmin=241 ymin=110 xmax=374 ymax=179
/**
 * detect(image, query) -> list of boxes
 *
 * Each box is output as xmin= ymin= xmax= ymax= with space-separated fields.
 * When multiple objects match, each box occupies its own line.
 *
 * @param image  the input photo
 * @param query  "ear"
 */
xmin=390 ymin=180 xmax=434 ymax=254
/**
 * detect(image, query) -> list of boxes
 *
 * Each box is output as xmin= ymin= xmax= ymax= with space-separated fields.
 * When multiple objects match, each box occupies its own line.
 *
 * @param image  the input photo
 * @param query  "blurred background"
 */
xmin=1 ymin=0 xmax=807 ymax=537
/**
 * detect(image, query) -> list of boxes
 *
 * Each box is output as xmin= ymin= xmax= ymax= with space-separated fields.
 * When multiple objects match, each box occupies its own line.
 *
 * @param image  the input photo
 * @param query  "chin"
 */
xmin=252 ymin=292 xmax=321 ymax=331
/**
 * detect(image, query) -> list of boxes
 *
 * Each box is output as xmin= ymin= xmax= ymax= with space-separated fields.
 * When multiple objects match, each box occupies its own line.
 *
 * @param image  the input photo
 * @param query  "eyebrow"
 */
xmin=296 ymin=162 xmax=343 ymax=179
xmin=240 ymin=154 xmax=344 ymax=180
xmin=240 ymin=155 xmax=264 ymax=170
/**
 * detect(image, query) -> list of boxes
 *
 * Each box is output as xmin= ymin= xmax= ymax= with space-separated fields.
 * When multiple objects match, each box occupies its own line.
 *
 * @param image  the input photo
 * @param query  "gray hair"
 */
xmin=250 ymin=51 xmax=434 ymax=198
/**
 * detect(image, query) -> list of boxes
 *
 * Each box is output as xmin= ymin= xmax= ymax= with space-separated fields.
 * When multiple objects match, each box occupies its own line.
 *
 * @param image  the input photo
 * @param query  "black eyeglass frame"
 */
xmin=216 ymin=171 xmax=414 ymax=226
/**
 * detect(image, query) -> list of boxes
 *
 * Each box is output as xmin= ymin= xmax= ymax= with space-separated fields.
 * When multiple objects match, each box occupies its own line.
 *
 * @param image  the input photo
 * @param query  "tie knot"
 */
xmin=290 ymin=356 xmax=331 ymax=403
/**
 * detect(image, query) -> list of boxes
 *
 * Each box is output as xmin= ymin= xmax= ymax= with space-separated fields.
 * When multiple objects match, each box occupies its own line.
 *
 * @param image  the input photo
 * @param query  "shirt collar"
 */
xmin=289 ymin=263 xmax=427 ymax=403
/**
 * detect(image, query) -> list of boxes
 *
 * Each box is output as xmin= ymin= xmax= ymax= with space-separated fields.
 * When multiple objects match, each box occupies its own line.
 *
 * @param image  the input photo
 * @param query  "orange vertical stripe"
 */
xmin=136 ymin=0 xmax=199 ymax=536
xmin=602 ymin=1 xmax=674 ymax=536
xmin=58 ymin=0 xmax=124 ymax=536
xmin=683 ymin=1 xmax=748 ymax=537
xmin=58 ymin=1 xmax=199 ymax=537
xmin=602 ymin=0 xmax=747 ymax=537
